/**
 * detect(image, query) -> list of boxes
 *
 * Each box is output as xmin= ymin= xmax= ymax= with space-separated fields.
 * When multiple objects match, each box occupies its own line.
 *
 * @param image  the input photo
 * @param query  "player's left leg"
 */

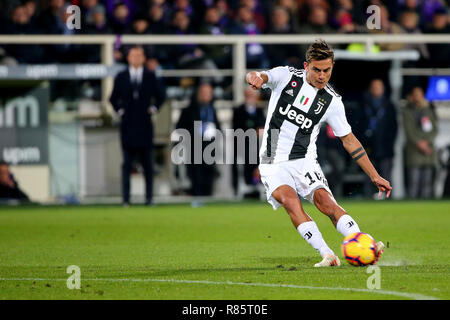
xmin=313 ymin=188 xmax=360 ymax=236
xmin=297 ymin=160 xmax=360 ymax=236
xmin=313 ymin=188 xmax=385 ymax=262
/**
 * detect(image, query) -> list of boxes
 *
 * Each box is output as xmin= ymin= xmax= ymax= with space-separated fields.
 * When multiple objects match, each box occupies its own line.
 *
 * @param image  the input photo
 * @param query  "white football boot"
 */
xmin=374 ymin=241 xmax=385 ymax=264
xmin=314 ymin=254 xmax=341 ymax=267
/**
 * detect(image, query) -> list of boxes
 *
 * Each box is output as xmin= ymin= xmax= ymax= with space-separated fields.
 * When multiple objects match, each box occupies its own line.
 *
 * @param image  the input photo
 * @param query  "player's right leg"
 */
xmin=271 ymin=185 xmax=340 ymax=267
xmin=271 ymin=185 xmax=312 ymax=227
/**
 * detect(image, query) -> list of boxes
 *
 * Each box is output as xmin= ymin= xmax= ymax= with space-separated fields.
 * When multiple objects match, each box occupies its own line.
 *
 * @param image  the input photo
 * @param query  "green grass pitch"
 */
xmin=0 ymin=200 xmax=449 ymax=300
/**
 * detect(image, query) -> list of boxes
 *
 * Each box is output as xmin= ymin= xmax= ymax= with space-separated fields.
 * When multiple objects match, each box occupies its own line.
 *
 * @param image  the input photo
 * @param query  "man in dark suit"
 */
xmin=231 ymin=88 xmax=265 ymax=197
xmin=360 ymin=79 xmax=398 ymax=198
xmin=109 ymin=46 xmax=166 ymax=206
xmin=176 ymin=83 xmax=221 ymax=196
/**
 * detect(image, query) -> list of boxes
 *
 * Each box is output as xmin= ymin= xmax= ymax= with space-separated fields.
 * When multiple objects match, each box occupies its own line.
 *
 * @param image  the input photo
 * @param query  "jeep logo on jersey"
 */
xmin=278 ymin=104 xmax=313 ymax=129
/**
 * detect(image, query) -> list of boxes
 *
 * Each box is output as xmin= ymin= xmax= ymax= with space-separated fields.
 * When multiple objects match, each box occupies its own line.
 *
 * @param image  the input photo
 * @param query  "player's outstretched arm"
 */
xmin=340 ymin=132 xmax=392 ymax=198
xmin=246 ymin=71 xmax=268 ymax=90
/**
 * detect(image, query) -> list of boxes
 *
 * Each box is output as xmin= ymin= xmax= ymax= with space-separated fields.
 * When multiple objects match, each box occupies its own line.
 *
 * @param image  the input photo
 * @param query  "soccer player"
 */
xmin=246 ymin=40 xmax=391 ymax=267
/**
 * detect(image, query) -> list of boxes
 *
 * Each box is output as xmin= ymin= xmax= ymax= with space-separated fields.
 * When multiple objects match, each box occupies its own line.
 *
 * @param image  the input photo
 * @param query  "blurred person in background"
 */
xmin=147 ymin=2 xmax=169 ymax=34
xmin=198 ymin=5 xmax=232 ymax=70
xmin=442 ymin=145 xmax=450 ymax=198
xmin=332 ymin=0 xmax=367 ymax=34
xmin=394 ymin=0 xmax=447 ymax=28
xmin=421 ymin=0 xmax=447 ymax=25
xmin=361 ymin=79 xmax=398 ymax=198
xmin=113 ymin=14 xmax=152 ymax=63
xmin=268 ymin=6 xmax=298 ymax=34
xmin=168 ymin=10 xmax=222 ymax=84
xmin=104 ymin=0 xmax=136 ymax=24
xmin=398 ymin=9 xmax=430 ymax=60
xmin=265 ymin=6 xmax=301 ymax=67
xmin=402 ymin=86 xmax=438 ymax=199
xmin=37 ymin=0 xmax=66 ymax=34
xmin=109 ymin=1 xmax=132 ymax=34
xmin=316 ymin=124 xmax=347 ymax=199
xmin=0 ymin=47 xmax=16 ymax=66
xmin=125 ymin=15 xmax=150 ymax=36
xmin=231 ymin=87 xmax=265 ymax=197
xmin=398 ymin=9 xmax=430 ymax=93
xmin=300 ymin=5 xmax=335 ymax=34
xmin=37 ymin=0 xmax=81 ymax=62
xmin=1 ymin=3 xmax=44 ymax=63
xmin=298 ymin=5 xmax=335 ymax=61
xmin=229 ymin=5 xmax=269 ymax=69
xmin=82 ymin=3 xmax=112 ymax=34
xmin=332 ymin=0 xmax=353 ymax=30
xmin=368 ymin=5 xmax=405 ymax=51
xmin=171 ymin=0 xmax=196 ymax=21
xmin=109 ymin=46 xmax=166 ymax=206
xmin=424 ymin=8 xmax=450 ymax=68
xmin=122 ymin=14 xmax=167 ymax=70
xmin=176 ymin=83 xmax=221 ymax=196
xmin=81 ymin=5 xmax=112 ymax=63
xmin=80 ymin=0 xmax=106 ymax=27
xmin=171 ymin=0 xmax=219 ymax=32
xmin=0 ymin=161 xmax=29 ymax=202
xmin=297 ymin=0 xmax=331 ymax=25
xmin=23 ymin=0 xmax=38 ymax=24
xmin=239 ymin=0 xmax=268 ymax=32
xmin=274 ymin=0 xmax=300 ymax=26
xmin=215 ymin=0 xmax=233 ymax=28
xmin=395 ymin=0 xmax=427 ymax=28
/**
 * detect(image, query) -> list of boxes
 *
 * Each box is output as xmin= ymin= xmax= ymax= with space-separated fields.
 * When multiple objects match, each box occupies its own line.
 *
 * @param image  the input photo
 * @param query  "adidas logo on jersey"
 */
xmin=285 ymin=89 xmax=294 ymax=96
xmin=278 ymin=103 xmax=313 ymax=129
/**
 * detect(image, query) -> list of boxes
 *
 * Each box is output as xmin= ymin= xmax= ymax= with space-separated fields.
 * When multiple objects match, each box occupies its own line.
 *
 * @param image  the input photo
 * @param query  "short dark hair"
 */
xmin=127 ymin=45 xmax=146 ymax=57
xmin=305 ymin=39 xmax=334 ymax=63
xmin=133 ymin=14 xmax=149 ymax=23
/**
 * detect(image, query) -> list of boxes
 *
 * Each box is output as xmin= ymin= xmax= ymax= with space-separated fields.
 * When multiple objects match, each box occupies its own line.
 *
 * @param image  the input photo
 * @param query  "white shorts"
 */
xmin=259 ymin=158 xmax=333 ymax=210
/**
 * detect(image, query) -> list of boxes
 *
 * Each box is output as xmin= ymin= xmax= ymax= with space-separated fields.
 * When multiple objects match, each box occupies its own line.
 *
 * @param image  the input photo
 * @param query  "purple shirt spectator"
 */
xmin=229 ymin=6 xmax=269 ymax=69
xmin=109 ymin=1 xmax=133 ymax=34
xmin=104 ymin=0 xmax=136 ymax=18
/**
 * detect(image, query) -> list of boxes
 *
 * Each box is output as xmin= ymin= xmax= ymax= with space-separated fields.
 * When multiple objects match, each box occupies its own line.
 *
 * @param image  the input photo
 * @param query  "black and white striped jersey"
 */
xmin=259 ymin=66 xmax=351 ymax=164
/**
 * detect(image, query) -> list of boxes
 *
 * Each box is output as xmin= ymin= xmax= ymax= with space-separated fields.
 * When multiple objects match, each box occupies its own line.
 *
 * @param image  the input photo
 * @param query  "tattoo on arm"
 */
xmin=350 ymin=147 xmax=366 ymax=161
xmin=353 ymin=151 xmax=367 ymax=161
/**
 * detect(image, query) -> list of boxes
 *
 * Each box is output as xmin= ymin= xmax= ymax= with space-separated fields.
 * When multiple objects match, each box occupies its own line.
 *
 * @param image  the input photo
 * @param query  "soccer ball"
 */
xmin=341 ymin=232 xmax=377 ymax=266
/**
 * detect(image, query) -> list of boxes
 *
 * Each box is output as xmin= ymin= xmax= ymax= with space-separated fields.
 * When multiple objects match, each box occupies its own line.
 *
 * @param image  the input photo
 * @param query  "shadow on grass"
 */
xmin=259 ymin=256 xmax=314 ymax=265
xmin=132 ymin=267 xmax=277 ymax=278
xmin=0 ymin=257 xmax=317 ymax=279
xmin=112 ymin=257 xmax=319 ymax=278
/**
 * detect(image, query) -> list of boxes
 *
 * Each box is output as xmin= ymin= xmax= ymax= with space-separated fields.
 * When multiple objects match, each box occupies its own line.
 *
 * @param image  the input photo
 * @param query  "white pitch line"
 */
xmin=0 ymin=277 xmax=439 ymax=300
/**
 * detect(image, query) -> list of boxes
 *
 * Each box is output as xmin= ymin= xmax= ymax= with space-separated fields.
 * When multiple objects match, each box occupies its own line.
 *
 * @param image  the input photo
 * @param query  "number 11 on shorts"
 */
xmin=305 ymin=171 xmax=323 ymax=185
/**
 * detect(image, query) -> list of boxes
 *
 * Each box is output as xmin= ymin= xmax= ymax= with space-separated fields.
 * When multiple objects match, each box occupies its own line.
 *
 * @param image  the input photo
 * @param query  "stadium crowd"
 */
xmin=0 ymin=0 xmax=449 ymax=200
xmin=0 ymin=0 xmax=449 ymax=69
